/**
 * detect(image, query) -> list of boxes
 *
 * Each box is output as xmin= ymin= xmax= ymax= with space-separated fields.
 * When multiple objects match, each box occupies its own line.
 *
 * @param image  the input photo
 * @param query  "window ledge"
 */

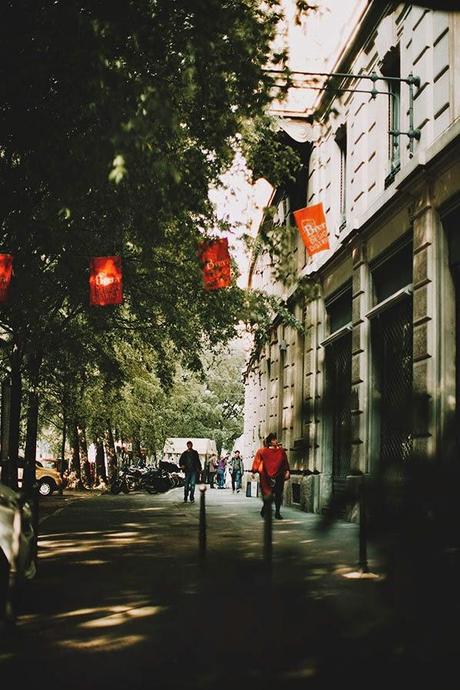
xmin=366 ymin=284 xmax=413 ymax=319
xmin=320 ymin=322 xmax=352 ymax=347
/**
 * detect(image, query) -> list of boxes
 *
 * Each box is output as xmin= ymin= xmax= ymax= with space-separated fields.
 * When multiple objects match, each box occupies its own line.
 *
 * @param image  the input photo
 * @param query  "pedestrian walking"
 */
xmin=229 ymin=450 xmax=244 ymax=493
xmin=251 ymin=433 xmax=290 ymax=519
xmin=206 ymin=453 xmax=217 ymax=488
xmin=179 ymin=440 xmax=202 ymax=503
xmin=216 ymin=455 xmax=227 ymax=489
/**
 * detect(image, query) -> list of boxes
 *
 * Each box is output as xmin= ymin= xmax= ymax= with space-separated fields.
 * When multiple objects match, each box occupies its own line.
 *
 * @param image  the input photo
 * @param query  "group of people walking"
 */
xmin=178 ymin=442 xmax=245 ymax=502
xmin=204 ymin=450 xmax=244 ymax=491
xmin=179 ymin=433 xmax=290 ymax=519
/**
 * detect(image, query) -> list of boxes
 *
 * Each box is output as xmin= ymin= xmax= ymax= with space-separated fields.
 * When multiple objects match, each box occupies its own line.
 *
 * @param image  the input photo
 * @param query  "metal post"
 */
xmin=263 ymin=494 xmax=273 ymax=569
xmin=359 ymin=475 xmax=369 ymax=574
xmin=199 ymin=484 xmax=207 ymax=562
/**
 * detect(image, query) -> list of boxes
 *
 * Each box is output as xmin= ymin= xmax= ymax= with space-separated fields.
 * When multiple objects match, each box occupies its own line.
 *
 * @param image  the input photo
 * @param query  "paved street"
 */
xmin=0 ymin=487 xmax=454 ymax=688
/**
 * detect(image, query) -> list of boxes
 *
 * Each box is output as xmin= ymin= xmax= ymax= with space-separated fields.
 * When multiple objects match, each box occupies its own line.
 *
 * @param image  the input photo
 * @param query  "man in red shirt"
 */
xmin=251 ymin=433 xmax=290 ymax=520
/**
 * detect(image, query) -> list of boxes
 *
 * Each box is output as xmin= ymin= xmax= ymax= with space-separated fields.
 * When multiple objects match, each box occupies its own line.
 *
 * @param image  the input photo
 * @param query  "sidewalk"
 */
xmin=38 ymin=488 xmax=104 ymax=523
xmin=0 ymin=486 xmax=454 ymax=688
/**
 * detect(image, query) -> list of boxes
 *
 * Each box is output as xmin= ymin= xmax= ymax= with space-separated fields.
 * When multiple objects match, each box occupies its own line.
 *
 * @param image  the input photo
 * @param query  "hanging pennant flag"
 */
xmin=198 ymin=238 xmax=231 ymax=290
xmin=293 ymin=203 xmax=330 ymax=256
xmin=0 ymin=254 xmax=13 ymax=303
xmin=89 ymin=256 xmax=123 ymax=306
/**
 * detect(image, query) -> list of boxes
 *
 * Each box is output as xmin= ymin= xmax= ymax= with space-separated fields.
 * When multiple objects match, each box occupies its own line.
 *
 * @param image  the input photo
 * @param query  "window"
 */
xmin=324 ymin=284 xmax=352 ymax=499
xmin=371 ymin=238 xmax=412 ymax=304
xmin=368 ymin=238 xmax=414 ymax=471
xmin=381 ymin=45 xmax=401 ymax=179
xmin=326 ymin=282 xmax=352 ymax=334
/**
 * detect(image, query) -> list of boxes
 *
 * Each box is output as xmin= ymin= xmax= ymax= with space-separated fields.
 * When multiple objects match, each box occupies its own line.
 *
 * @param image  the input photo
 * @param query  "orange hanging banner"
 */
xmin=0 ymin=254 xmax=13 ymax=303
xmin=89 ymin=256 xmax=123 ymax=306
xmin=293 ymin=203 xmax=330 ymax=256
xmin=198 ymin=238 xmax=231 ymax=290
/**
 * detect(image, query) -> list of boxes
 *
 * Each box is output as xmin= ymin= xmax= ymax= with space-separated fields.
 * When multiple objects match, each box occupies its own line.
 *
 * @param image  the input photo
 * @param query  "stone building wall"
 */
xmin=243 ymin=1 xmax=460 ymax=516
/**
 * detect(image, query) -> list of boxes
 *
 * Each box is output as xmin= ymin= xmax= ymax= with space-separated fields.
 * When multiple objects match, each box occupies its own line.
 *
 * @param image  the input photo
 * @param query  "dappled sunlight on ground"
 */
xmin=57 ymin=634 xmax=146 ymax=652
xmin=37 ymin=533 xmax=158 ymax=559
xmin=342 ymin=570 xmax=382 ymax=580
xmin=43 ymin=530 xmax=102 ymax=538
xmin=7 ymin=489 xmax=442 ymax=689
xmin=280 ymin=663 xmax=318 ymax=680
xmin=80 ymin=605 xmax=166 ymax=628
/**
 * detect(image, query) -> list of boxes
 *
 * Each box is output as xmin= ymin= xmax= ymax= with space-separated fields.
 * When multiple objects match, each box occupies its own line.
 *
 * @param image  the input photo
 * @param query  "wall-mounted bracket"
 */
xmin=265 ymin=68 xmax=421 ymax=156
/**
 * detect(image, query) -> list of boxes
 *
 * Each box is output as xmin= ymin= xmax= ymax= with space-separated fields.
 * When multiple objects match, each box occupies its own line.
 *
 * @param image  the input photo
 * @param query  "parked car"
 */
xmin=34 ymin=460 xmax=64 ymax=496
xmin=0 ymin=458 xmax=64 ymax=496
xmin=0 ymin=482 xmax=36 ymax=623
xmin=17 ymin=459 xmax=64 ymax=496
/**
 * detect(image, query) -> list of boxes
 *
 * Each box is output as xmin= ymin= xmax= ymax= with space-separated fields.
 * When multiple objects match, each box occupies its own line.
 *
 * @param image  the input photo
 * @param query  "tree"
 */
xmin=38 ymin=339 xmax=245 ymax=467
xmin=0 ymin=0 xmax=288 ymax=487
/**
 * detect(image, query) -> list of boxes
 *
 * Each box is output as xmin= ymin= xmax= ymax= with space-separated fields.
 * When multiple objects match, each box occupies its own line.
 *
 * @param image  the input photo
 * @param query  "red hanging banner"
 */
xmin=89 ymin=256 xmax=123 ymax=306
xmin=293 ymin=203 xmax=330 ymax=256
xmin=0 ymin=254 xmax=13 ymax=303
xmin=198 ymin=238 xmax=231 ymax=290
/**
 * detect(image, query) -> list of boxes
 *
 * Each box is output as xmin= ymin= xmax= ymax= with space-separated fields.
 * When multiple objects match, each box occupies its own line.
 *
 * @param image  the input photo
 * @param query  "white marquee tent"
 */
xmin=162 ymin=437 xmax=217 ymax=464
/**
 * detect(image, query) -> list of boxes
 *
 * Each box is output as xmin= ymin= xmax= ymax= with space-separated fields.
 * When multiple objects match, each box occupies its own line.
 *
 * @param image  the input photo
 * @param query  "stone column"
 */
xmin=293 ymin=301 xmax=305 ymax=471
xmin=351 ymin=242 xmax=370 ymax=473
xmin=412 ymin=185 xmax=439 ymax=461
xmin=303 ymin=298 xmax=316 ymax=470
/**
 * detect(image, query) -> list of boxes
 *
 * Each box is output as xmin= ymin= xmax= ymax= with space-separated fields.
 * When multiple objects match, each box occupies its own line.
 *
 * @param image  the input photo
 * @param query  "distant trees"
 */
xmin=39 ymin=343 xmax=245 ymax=477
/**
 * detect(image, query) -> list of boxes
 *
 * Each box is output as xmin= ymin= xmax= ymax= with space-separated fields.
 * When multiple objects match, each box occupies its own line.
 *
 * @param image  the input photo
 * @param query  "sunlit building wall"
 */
xmin=243 ymin=1 xmax=460 ymax=515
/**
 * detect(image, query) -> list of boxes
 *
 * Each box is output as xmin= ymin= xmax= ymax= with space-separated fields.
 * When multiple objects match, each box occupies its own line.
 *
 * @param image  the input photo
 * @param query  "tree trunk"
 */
xmin=24 ymin=389 xmax=40 ymax=552
xmin=77 ymin=424 xmax=91 ymax=487
xmin=133 ymin=436 xmax=141 ymax=461
xmin=60 ymin=396 xmax=67 ymax=479
xmin=6 ymin=345 xmax=23 ymax=490
xmin=95 ymin=439 xmax=106 ymax=483
xmin=70 ymin=421 xmax=81 ymax=481
xmin=24 ymin=391 xmax=39 ymax=489
xmin=1 ymin=379 xmax=12 ymax=476
xmin=24 ymin=351 xmax=42 ymax=497
xmin=105 ymin=426 xmax=117 ymax=481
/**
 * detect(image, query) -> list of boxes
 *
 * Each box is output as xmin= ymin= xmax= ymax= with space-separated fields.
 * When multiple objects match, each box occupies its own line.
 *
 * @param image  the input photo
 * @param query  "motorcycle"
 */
xmin=111 ymin=465 xmax=180 ymax=495
xmin=138 ymin=467 xmax=173 ymax=494
xmin=125 ymin=467 xmax=144 ymax=492
xmin=110 ymin=469 xmax=130 ymax=494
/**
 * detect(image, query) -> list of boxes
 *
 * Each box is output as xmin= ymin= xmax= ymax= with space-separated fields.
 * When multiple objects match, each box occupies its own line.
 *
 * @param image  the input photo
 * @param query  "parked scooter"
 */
xmin=110 ymin=469 xmax=130 ymax=494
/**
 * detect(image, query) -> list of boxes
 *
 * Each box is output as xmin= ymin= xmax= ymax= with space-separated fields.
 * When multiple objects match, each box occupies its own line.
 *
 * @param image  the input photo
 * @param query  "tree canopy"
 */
xmin=0 ymin=1 xmax=289 ymax=376
xmin=0 ymin=1 xmax=297 ymax=481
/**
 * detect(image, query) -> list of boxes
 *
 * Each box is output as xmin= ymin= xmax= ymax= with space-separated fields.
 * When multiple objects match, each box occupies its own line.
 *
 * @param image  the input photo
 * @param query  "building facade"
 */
xmin=243 ymin=0 xmax=460 ymax=516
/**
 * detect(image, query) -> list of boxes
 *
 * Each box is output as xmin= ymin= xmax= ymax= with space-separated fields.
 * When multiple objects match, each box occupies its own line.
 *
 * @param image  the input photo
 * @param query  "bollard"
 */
xmin=358 ymin=474 xmax=369 ymax=573
xmin=263 ymin=494 xmax=273 ymax=568
xmin=199 ymin=484 xmax=207 ymax=561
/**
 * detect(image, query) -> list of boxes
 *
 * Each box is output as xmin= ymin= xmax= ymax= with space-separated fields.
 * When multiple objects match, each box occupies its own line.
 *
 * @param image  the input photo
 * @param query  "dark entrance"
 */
xmin=325 ymin=333 xmax=352 ymax=499
xmin=372 ymin=297 xmax=413 ymax=467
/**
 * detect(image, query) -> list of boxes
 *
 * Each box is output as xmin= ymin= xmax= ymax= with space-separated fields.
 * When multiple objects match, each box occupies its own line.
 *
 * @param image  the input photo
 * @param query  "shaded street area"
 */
xmin=1 ymin=488 xmax=456 ymax=689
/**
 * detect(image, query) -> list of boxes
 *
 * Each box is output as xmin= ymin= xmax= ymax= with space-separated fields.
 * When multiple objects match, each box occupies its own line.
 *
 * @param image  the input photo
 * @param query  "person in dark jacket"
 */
xmin=229 ymin=450 xmax=244 ymax=493
xmin=179 ymin=441 xmax=202 ymax=503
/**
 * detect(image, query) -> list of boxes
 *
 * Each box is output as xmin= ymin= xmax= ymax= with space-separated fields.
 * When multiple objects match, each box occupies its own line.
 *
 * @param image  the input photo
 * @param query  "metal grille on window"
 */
xmin=325 ymin=333 xmax=352 ymax=499
xmin=374 ymin=298 xmax=413 ymax=466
